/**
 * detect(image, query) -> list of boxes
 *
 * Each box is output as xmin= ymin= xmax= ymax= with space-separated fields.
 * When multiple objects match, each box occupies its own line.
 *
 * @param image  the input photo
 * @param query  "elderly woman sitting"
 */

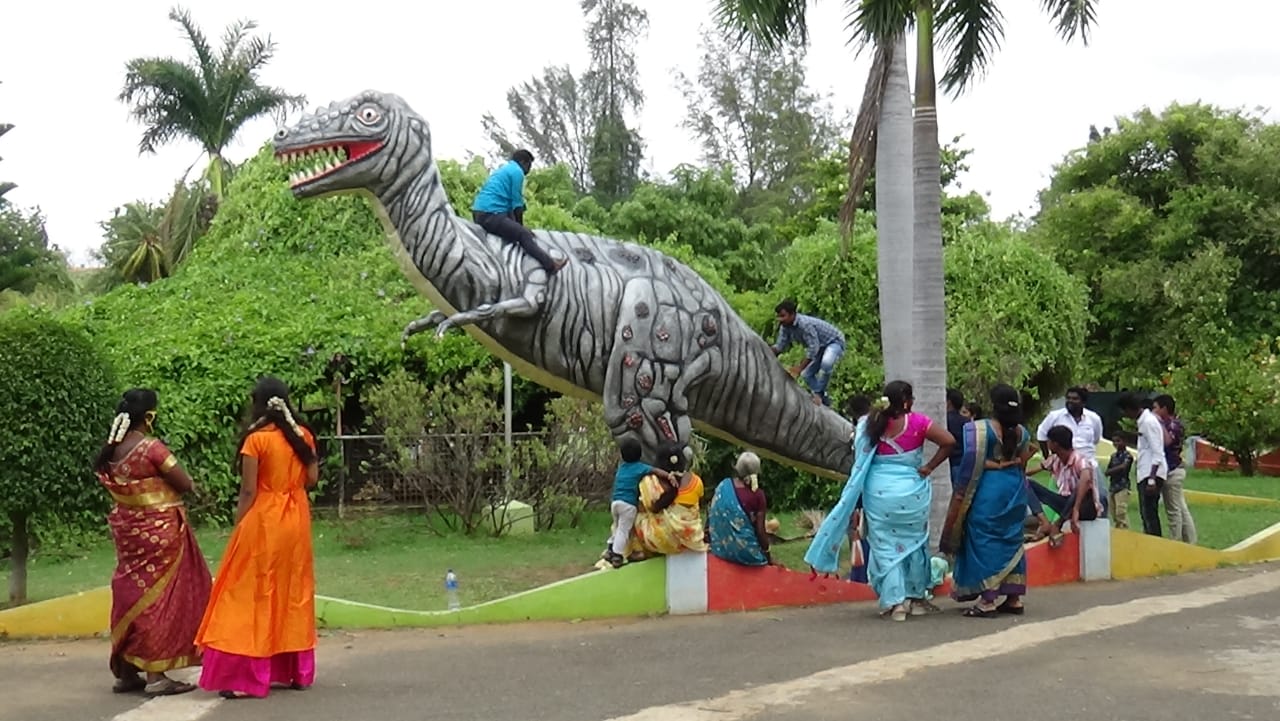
xmin=706 ymin=452 xmax=773 ymax=566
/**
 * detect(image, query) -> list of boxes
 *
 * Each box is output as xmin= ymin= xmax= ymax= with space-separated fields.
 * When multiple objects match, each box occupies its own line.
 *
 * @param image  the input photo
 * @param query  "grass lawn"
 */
xmin=2 ymin=510 xmax=615 ymax=612
xmin=1030 ymin=468 xmax=1280 ymax=549
xmin=5 ymin=469 xmax=1279 ymax=612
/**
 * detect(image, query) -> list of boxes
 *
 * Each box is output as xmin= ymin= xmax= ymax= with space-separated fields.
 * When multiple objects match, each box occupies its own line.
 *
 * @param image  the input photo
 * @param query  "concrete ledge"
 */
xmin=0 ymin=587 xmax=110 ymax=639
xmin=316 ymin=559 xmax=667 ymax=628
xmin=666 ymin=552 xmax=708 ymax=615
xmin=1079 ymin=519 xmax=1112 ymax=581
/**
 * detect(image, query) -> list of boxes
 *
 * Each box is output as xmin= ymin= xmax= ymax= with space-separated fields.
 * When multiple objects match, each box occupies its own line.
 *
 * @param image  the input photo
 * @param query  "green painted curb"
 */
xmin=315 ymin=561 xmax=667 ymax=628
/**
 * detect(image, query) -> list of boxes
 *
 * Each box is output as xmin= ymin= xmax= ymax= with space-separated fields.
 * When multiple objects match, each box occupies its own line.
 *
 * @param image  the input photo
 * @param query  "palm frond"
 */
xmin=120 ymin=58 xmax=213 ymax=154
xmin=1039 ymin=0 xmax=1097 ymax=43
xmin=838 ymin=40 xmax=895 ymax=247
xmin=159 ymin=179 xmax=213 ymax=265
xmin=844 ymin=0 xmax=914 ymax=49
xmin=710 ymin=0 xmax=810 ymax=51
xmin=223 ymin=85 xmax=306 ymax=141
xmin=168 ymin=6 xmax=217 ymax=88
xmin=936 ymin=0 xmax=1005 ymax=96
xmin=218 ymin=18 xmax=260 ymax=66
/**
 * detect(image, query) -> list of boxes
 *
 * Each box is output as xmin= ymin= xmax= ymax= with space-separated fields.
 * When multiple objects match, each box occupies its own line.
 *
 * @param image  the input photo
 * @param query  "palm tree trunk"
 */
xmin=875 ymin=35 xmax=915 ymax=384
xmin=911 ymin=2 xmax=950 ymax=554
xmin=206 ymin=153 xmax=226 ymax=199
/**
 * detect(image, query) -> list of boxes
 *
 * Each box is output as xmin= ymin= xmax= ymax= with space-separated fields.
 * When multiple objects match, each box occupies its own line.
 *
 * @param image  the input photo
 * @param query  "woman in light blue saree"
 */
xmin=940 ymin=384 xmax=1042 ymax=618
xmin=805 ymin=381 xmax=955 ymax=621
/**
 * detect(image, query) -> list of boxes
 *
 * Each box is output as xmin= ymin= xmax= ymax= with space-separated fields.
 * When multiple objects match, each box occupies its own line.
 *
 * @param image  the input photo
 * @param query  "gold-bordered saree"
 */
xmin=940 ymin=420 xmax=1029 ymax=601
xmin=98 ymin=437 xmax=212 ymax=677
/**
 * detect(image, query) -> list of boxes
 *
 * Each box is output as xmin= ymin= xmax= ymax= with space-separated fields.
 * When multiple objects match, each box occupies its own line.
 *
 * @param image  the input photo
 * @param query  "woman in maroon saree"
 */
xmin=94 ymin=389 xmax=213 ymax=696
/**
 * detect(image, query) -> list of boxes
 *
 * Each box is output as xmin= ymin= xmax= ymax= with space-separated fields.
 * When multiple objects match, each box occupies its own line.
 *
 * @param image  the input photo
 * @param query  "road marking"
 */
xmin=111 ymin=695 xmax=219 ymax=721
xmin=111 ymin=670 xmax=219 ymax=721
xmin=603 ymin=569 xmax=1280 ymax=721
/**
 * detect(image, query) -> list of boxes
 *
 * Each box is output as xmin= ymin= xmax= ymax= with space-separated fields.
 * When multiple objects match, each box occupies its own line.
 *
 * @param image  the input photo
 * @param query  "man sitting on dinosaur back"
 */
xmin=471 ymin=149 xmax=568 ymax=275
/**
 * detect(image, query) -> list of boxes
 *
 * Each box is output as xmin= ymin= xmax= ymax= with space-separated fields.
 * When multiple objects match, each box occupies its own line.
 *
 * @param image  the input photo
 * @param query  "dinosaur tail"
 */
xmin=690 ymin=333 xmax=854 ymax=480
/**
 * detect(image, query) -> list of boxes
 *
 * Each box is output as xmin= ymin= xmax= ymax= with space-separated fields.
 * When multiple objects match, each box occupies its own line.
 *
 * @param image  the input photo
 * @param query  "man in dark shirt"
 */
xmin=1105 ymin=433 xmax=1134 ymax=529
xmin=1154 ymin=394 xmax=1197 ymax=544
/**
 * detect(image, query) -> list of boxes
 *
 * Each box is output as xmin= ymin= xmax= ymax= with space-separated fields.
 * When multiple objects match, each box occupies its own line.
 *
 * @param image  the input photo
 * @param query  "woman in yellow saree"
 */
xmin=628 ymin=444 xmax=708 ymax=557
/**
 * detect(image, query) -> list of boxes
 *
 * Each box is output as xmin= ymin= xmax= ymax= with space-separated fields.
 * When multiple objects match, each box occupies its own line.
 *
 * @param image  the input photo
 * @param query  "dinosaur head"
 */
xmin=272 ymin=90 xmax=429 ymax=199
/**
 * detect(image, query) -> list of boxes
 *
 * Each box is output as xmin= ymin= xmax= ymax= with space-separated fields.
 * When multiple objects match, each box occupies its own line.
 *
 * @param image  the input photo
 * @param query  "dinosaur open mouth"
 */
xmin=275 ymin=140 xmax=383 ymax=188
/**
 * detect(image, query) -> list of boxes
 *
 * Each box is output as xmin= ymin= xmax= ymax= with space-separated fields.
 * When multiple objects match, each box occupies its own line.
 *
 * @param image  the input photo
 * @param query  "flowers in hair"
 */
xmin=871 ymin=396 xmax=891 ymax=412
xmin=266 ymin=396 xmax=304 ymax=437
xmin=108 ymin=413 xmax=131 ymax=443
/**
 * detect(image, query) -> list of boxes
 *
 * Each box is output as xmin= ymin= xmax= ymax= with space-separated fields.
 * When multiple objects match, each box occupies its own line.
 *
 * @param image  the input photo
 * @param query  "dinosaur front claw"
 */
xmin=401 ymin=310 xmax=448 ymax=348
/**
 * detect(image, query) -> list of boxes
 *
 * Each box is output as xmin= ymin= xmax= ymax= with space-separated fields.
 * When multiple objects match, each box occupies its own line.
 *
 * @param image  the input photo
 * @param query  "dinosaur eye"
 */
xmin=357 ymin=106 xmax=381 ymax=125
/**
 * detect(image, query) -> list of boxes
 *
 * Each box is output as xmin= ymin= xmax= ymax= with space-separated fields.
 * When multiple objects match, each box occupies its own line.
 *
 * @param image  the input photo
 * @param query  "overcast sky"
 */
xmin=2 ymin=1 xmax=1274 ymax=266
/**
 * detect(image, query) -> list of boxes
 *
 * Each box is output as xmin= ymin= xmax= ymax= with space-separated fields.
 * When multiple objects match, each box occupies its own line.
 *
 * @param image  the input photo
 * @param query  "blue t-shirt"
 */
xmin=612 ymin=460 xmax=651 ymax=506
xmin=471 ymin=160 xmax=527 ymax=214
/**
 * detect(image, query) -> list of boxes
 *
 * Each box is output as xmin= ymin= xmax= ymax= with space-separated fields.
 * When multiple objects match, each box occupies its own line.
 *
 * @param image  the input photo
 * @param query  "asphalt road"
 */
xmin=5 ymin=565 xmax=1279 ymax=721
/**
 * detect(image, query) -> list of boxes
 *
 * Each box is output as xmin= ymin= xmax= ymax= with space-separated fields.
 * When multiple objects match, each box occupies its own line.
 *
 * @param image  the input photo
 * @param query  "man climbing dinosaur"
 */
xmin=771 ymin=299 xmax=846 ymax=407
xmin=471 ymin=149 xmax=567 ymax=275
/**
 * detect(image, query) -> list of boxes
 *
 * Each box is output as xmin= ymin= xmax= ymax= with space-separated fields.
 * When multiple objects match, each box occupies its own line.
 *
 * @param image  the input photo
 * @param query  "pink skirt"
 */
xmin=198 ymin=647 xmax=316 ymax=698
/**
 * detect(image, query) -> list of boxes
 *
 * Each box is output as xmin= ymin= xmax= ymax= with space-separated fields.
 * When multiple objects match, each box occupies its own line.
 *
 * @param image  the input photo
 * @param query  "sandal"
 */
xmin=890 ymin=605 xmax=908 ymax=622
xmin=219 ymin=690 xmax=251 ymax=700
xmin=113 ymin=675 xmax=147 ymax=694
xmin=145 ymin=678 xmax=197 ymax=696
xmin=962 ymin=605 xmax=999 ymax=618
xmin=1048 ymin=532 xmax=1065 ymax=549
xmin=996 ymin=600 xmax=1025 ymax=615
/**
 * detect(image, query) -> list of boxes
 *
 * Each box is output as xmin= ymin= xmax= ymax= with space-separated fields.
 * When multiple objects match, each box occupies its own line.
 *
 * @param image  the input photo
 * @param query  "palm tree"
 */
xmin=715 ymin=0 xmax=1098 ymax=551
xmin=119 ymin=6 xmax=305 ymax=200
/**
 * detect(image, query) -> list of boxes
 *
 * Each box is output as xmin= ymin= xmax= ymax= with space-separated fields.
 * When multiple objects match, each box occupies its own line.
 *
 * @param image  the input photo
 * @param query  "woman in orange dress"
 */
xmin=196 ymin=376 xmax=319 ymax=699
xmin=94 ymin=388 xmax=212 ymax=696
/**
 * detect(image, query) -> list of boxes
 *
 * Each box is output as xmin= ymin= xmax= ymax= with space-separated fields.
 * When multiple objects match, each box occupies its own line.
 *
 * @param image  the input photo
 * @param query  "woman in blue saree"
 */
xmin=804 ymin=381 xmax=955 ymax=621
xmin=707 ymin=452 xmax=773 ymax=566
xmin=941 ymin=384 xmax=1045 ymax=618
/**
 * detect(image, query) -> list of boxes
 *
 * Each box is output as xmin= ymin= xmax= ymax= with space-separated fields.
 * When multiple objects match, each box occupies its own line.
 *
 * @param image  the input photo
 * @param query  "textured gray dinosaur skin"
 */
xmin=272 ymin=90 xmax=853 ymax=477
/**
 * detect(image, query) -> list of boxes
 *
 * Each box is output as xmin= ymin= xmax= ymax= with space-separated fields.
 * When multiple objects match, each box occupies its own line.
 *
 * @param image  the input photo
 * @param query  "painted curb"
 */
xmin=0 ymin=587 xmax=109 ymax=639
xmin=315 ymin=560 xmax=667 ymax=628
xmin=1183 ymin=490 xmax=1280 ymax=508
xmin=1110 ymin=518 xmax=1280 ymax=579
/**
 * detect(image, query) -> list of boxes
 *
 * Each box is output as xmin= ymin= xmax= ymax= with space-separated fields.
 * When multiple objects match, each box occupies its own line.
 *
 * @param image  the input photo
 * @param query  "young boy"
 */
xmin=1105 ymin=433 xmax=1134 ymax=530
xmin=1028 ymin=425 xmax=1101 ymax=532
xmin=605 ymin=439 xmax=672 ymax=569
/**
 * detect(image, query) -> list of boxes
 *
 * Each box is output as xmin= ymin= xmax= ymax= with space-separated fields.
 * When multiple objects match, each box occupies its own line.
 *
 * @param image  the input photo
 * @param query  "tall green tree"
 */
xmin=674 ymin=26 xmax=839 ymax=222
xmin=0 ymin=205 xmax=70 ymax=297
xmin=1035 ymin=102 xmax=1280 ymax=387
xmin=119 ymin=6 xmax=306 ymax=200
xmin=714 ymin=0 xmax=1099 ymax=552
xmin=581 ymin=0 xmax=649 ymax=204
xmin=482 ymin=66 xmax=595 ymax=192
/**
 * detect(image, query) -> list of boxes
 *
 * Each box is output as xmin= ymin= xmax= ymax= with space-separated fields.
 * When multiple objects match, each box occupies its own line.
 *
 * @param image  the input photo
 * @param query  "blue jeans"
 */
xmin=801 ymin=343 xmax=844 ymax=406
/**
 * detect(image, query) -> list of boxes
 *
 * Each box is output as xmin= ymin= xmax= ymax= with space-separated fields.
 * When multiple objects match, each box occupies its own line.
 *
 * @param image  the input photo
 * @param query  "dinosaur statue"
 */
xmin=272 ymin=91 xmax=854 ymax=478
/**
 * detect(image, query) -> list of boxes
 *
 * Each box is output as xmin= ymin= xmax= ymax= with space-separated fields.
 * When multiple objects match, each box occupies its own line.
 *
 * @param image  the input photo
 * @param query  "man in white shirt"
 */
xmin=1037 ymin=387 xmax=1106 ymax=516
xmin=1120 ymin=393 xmax=1168 ymax=537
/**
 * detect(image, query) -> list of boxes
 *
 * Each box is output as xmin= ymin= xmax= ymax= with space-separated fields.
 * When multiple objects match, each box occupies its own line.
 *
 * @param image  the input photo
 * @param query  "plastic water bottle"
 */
xmin=445 ymin=570 xmax=460 ymax=611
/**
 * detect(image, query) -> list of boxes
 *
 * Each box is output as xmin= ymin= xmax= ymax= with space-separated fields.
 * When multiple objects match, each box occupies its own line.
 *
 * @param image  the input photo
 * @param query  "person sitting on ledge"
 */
xmin=470 ymin=149 xmax=567 ymax=275
xmin=707 ymin=452 xmax=774 ymax=567
xmin=626 ymin=443 xmax=708 ymax=559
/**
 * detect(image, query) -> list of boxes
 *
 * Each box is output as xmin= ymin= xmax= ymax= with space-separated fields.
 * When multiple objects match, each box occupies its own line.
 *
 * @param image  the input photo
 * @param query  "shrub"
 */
xmin=0 ymin=307 xmax=115 ymax=604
